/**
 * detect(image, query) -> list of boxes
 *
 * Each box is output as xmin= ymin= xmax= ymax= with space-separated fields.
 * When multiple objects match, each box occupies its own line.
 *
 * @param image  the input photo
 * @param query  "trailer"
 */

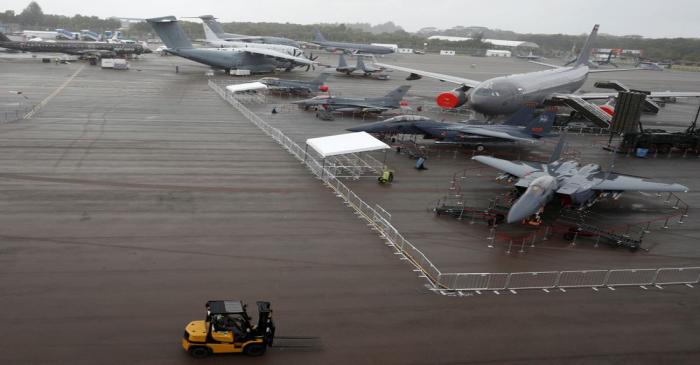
xmin=619 ymin=104 xmax=700 ymax=154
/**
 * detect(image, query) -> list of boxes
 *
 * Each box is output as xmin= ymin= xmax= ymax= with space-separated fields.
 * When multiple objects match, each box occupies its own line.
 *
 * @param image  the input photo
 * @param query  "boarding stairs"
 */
xmin=594 ymin=80 xmax=661 ymax=113
xmin=550 ymin=94 xmax=612 ymax=128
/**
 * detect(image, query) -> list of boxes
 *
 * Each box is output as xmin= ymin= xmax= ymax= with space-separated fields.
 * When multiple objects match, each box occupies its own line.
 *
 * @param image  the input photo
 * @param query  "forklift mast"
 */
xmin=256 ymin=301 xmax=275 ymax=345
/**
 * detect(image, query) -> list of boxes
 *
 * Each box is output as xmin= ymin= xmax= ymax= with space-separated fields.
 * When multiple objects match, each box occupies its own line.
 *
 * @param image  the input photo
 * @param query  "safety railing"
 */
xmin=210 ymin=80 xmax=443 ymax=285
xmin=209 ymin=79 xmax=700 ymax=294
xmin=438 ymin=267 xmax=700 ymax=291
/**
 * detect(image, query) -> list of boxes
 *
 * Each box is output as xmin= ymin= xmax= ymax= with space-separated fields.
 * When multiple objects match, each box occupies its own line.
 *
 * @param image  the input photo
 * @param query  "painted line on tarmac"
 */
xmin=23 ymin=64 xmax=85 ymax=120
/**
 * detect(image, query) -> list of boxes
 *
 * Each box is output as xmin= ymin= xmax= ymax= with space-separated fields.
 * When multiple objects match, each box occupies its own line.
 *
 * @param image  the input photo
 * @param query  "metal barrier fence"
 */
xmin=209 ymin=79 xmax=700 ymax=294
xmin=209 ymin=80 xmax=443 ymax=284
xmin=0 ymin=105 xmax=34 ymax=123
xmin=438 ymin=267 xmax=700 ymax=291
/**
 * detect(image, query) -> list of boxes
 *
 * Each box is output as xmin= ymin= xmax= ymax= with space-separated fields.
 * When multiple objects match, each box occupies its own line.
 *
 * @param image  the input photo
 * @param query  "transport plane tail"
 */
xmin=573 ymin=24 xmax=599 ymax=68
xmin=314 ymin=29 xmax=327 ymax=43
xmin=199 ymin=15 xmax=226 ymax=37
xmin=201 ymin=17 xmax=222 ymax=42
xmin=146 ymin=16 xmax=193 ymax=49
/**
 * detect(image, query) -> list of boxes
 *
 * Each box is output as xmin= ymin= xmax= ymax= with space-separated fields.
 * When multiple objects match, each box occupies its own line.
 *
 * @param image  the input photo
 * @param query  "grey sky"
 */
xmin=3 ymin=0 xmax=699 ymax=38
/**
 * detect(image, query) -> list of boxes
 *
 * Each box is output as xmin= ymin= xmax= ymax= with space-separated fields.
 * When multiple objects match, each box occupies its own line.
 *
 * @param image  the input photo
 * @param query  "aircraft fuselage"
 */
xmin=169 ymin=47 xmax=279 ymax=73
xmin=468 ymin=66 xmax=589 ymax=115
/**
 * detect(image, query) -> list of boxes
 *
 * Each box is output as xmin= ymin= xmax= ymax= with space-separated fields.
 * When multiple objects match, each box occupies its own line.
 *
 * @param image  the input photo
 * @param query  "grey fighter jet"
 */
xmin=347 ymin=107 xmax=556 ymax=150
xmin=198 ymin=15 xmax=300 ymax=48
xmin=312 ymin=29 xmax=394 ymax=55
xmin=473 ymin=136 xmax=688 ymax=223
xmin=293 ymin=85 xmax=410 ymax=114
xmin=375 ymin=25 xmax=700 ymax=126
xmin=332 ymin=54 xmax=387 ymax=78
xmin=147 ymin=16 xmax=315 ymax=73
xmin=258 ymin=73 xmax=330 ymax=95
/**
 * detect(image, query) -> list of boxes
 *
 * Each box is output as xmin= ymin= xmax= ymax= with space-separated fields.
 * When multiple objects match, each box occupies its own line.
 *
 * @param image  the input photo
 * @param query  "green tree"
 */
xmin=18 ymin=1 xmax=43 ymax=27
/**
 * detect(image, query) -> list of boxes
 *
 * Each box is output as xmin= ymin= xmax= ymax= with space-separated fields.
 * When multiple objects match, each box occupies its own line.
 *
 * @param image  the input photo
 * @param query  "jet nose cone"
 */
xmin=506 ymin=195 xmax=544 ymax=223
xmin=468 ymin=95 xmax=494 ymax=115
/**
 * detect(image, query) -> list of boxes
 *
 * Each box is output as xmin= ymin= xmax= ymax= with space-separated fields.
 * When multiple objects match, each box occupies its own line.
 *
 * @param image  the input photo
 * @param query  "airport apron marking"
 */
xmin=23 ymin=64 xmax=85 ymax=120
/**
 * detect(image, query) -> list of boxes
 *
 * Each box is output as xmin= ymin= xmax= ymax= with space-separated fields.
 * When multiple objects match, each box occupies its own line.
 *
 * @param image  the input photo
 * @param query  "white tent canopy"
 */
xmin=306 ymin=132 xmax=390 ymax=158
xmin=226 ymin=82 xmax=268 ymax=93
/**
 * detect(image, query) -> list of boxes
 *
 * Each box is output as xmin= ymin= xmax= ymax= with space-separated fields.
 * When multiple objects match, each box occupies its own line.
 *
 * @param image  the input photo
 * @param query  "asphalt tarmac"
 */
xmin=0 ymin=52 xmax=699 ymax=364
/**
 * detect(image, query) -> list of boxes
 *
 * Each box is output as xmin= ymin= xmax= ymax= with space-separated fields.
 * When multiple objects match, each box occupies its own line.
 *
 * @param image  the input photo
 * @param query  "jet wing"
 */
xmin=292 ymin=98 xmax=327 ymax=106
xmin=590 ymin=173 xmax=688 ymax=192
xmin=373 ymin=62 xmax=480 ymax=87
xmin=528 ymin=60 xmax=563 ymax=69
xmin=588 ymin=68 xmax=646 ymax=73
xmin=447 ymin=126 xmax=538 ymax=143
xmin=242 ymin=48 xmax=315 ymax=65
xmin=472 ymin=156 xmax=542 ymax=177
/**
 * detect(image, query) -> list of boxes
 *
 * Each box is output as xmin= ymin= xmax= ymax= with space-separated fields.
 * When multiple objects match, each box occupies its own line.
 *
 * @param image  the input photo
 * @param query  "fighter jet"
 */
xmin=147 ymin=16 xmax=315 ymax=73
xmin=198 ymin=15 xmax=301 ymax=48
xmin=473 ymin=136 xmax=689 ymax=223
xmin=0 ymin=32 xmax=150 ymax=58
xmin=259 ymin=73 xmax=330 ymax=95
xmin=312 ymin=29 xmax=394 ymax=55
xmin=347 ymin=107 xmax=556 ymax=151
xmin=375 ymin=25 xmax=700 ymax=126
xmin=293 ymin=85 xmax=410 ymax=114
xmin=332 ymin=54 xmax=387 ymax=78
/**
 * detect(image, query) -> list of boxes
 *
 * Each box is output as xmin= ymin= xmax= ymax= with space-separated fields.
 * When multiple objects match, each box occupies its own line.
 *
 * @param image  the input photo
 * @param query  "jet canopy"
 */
xmin=382 ymin=115 xmax=433 ymax=123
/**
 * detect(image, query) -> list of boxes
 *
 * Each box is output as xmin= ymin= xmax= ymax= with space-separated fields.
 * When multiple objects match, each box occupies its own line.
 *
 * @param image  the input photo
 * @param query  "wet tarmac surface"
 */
xmin=0 ymin=52 xmax=699 ymax=364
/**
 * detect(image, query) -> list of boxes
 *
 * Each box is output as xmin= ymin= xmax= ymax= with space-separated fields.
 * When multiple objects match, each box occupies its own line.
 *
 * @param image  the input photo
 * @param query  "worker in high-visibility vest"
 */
xmin=378 ymin=169 xmax=394 ymax=184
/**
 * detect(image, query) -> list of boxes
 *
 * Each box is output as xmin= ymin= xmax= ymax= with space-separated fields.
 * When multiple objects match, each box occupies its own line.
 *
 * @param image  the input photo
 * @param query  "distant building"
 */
xmin=486 ymin=49 xmax=511 ymax=57
xmin=428 ymin=35 xmax=539 ymax=50
xmin=398 ymin=48 xmax=414 ymax=54
xmin=440 ymin=50 xmax=456 ymax=56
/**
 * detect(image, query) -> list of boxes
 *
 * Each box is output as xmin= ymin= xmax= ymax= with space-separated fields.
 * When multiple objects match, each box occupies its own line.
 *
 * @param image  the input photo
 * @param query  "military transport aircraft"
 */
xmin=199 ymin=16 xmax=315 ymax=68
xmin=0 ymin=32 xmax=150 ymax=58
xmin=147 ymin=16 xmax=315 ymax=73
xmin=312 ymin=29 xmax=394 ymax=55
xmin=473 ymin=135 xmax=689 ymax=223
xmin=198 ymin=15 xmax=301 ymax=48
xmin=347 ymin=107 xmax=556 ymax=151
xmin=293 ymin=85 xmax=410 ymax=114
xmin=375 ymin=25 xmax=700 ymax=127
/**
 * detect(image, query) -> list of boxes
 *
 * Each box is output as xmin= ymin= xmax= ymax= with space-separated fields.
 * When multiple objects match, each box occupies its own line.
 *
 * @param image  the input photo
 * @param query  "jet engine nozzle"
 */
xmin=436 ymin=88 xmax=468 ymax=109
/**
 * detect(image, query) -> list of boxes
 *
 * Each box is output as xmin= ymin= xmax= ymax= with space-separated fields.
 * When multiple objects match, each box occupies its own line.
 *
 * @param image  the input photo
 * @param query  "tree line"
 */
xmin=1 ymin=2 xmax=120 ymax=33
xmin=3 ymin=1 xmax=699 ymax=63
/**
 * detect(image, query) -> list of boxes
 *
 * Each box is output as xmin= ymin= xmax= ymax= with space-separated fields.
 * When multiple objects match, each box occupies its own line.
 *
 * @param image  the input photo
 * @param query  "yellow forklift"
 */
xmin=182 ymin=300 xmax=275 ymax=358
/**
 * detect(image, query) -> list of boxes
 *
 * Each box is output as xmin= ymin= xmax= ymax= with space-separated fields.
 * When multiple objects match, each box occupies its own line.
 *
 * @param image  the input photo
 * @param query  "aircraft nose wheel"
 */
xmin=475 ymin=145 xmax=486 ymax=152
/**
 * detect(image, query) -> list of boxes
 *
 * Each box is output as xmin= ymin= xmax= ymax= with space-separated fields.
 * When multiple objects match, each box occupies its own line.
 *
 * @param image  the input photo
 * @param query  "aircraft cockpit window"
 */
xmin=474 ymin=88 xmax=500 ymax=97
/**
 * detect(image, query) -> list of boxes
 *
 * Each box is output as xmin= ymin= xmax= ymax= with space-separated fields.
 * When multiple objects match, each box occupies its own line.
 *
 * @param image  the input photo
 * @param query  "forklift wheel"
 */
xmin=243 ymin=343 xmax=267 ymax=357
xmin=188 ymin=346 xmax=211 ymax=359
